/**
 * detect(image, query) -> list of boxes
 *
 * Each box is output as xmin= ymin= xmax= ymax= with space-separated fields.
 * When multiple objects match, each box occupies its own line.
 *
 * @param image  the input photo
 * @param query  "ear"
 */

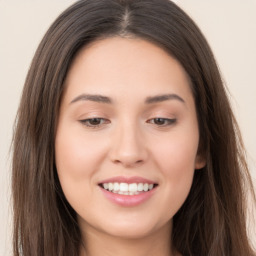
xmin=195 ymin=154 xmax=206 ymax=170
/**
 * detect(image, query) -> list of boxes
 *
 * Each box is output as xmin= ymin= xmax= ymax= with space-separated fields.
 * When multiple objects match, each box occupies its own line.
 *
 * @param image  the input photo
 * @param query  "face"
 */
xmin=55 ymin=37 xmax=205 ymax=239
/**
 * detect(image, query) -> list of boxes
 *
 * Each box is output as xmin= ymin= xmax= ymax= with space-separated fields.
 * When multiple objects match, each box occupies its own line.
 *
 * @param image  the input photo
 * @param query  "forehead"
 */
xmin=63 ymin=37 xmax=193 ymax=105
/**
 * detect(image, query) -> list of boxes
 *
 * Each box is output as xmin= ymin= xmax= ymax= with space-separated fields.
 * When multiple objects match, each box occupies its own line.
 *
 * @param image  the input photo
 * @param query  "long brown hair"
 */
xmin=12 ymin=0 xmax=256 ymax=255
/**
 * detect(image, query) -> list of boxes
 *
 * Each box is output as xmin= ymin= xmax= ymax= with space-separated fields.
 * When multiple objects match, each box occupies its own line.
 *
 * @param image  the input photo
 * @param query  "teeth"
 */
xmin=113 ymin=182 xmax=119 ymax=192
xmin=138 ymin=183 xmax=144 ymax=191
xmin=129 ymin=183 xmax=137 ymax=192
xmin=120 ymin=183 xmax=129 ymax=192
xmin=108 ymin=183 xmax=114 ymax=191
xmin=103 ymin=183 xmax=109 ymax=190
xmin=102 ymin=182 xmax=155 ymax=194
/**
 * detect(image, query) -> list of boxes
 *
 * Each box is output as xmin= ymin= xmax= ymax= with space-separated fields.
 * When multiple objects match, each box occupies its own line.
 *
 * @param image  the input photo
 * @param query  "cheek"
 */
xmin=55 ymin=127 xmax=106 ymax=215
xmin=54 ymin=125 xmax=107 ymax=208
xmin=152 ymin=130 xmax=199 ymax=173
xmin=151 ymin=131 xmax=199 ymax=213
xmin=55 ymin=126 xmax=107 ymax=180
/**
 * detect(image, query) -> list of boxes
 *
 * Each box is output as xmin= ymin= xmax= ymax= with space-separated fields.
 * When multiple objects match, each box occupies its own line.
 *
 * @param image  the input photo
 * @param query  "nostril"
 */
xmin=112 ymin=158 xmax=145 ymax=168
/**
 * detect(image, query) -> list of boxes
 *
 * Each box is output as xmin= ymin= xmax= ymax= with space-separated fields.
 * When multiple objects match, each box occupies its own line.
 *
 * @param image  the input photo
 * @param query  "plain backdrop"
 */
xmin=0 ymin=0 xmax=255 ymax=255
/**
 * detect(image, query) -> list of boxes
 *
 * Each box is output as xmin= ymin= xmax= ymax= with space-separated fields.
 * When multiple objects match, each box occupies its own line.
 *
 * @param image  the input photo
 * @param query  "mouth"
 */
xmin=98 ymin=177 xmax=159 ymax=206
xmin=99 ymin=182 xmax=158 ymax=196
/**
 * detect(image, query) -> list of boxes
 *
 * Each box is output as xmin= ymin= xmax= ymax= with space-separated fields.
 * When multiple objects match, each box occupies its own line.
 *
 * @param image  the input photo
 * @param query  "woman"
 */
xmin=12 ymin=0 xmax=256 ymax=255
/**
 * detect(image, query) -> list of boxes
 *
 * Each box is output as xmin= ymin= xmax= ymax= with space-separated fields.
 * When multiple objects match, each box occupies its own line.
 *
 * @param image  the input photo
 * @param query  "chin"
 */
xmin=98 ymin=216 xmax=171 ymax=240
xmin=105 ymin=225 xmax=156 ymax=239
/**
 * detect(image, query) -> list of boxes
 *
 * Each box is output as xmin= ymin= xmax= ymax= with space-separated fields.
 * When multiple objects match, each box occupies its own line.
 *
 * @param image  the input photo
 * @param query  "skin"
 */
xmin=55 ymin=37 xmax=205 ymax=256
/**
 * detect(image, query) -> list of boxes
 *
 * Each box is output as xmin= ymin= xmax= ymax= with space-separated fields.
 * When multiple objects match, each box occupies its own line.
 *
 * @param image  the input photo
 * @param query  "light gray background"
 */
xmin=1 ymin=1 xmax=255 ymax=255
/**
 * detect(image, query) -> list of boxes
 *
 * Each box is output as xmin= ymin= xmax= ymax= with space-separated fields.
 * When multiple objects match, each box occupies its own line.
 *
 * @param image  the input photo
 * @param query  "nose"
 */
xmin=109 ymin=122 xmax=148 ymax=168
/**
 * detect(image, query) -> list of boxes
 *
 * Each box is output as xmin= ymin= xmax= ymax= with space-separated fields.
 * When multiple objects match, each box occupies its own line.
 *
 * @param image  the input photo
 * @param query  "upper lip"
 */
xmin=98 ymin=176 xmax=157 ymax=185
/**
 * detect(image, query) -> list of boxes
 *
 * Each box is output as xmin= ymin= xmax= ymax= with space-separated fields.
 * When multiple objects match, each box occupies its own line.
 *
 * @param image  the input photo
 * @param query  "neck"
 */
xmin=79 ymin=221 xmax=180 ymax=256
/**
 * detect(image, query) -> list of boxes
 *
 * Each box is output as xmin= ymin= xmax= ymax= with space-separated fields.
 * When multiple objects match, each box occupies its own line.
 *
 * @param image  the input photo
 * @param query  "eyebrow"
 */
xmin=70 ymin=94 xmax=112 ymax=104
xmin=145 ymin=94 xmax=185 ymax=104
xmin=70 ymin=93 xmax=185 ymax=105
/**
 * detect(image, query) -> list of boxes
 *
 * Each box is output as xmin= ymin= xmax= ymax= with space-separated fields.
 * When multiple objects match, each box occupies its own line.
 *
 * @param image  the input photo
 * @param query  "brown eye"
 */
xmin=147 ymin=118 xmax=176 ymax=126
xmin=80 ymin=118 xmax=110 ymax=128
xmin=153 ymin=118 xmax=166 ymax=125
xmin=88 ymin=118 xmax=102 ymax=125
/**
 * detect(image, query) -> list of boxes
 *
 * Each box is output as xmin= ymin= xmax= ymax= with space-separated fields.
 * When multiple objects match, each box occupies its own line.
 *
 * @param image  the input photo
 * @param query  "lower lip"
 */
xmin=99 ymin=186 xmax=157 ymax=207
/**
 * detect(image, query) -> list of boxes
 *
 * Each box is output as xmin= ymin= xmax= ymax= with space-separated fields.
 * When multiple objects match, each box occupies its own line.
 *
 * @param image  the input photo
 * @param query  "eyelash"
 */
xmin=146 ymin=118 xmax=177 ymax=127
xmin=79 ymin=117 xmax=176 ymax=128
xmin=79 ymin=118 xmax=110 ymax=128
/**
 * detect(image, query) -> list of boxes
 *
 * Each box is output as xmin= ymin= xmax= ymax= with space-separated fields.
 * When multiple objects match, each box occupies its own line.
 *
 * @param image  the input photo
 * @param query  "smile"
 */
xmin=98 ymin=177 xmax=158 ymax=206
xmin=100 ymin=182 xmax=157 ymax=195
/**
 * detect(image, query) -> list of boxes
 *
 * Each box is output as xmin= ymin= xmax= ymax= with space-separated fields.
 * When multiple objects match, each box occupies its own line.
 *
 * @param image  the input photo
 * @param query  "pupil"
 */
xmin=155 ymin=118 xmax=165 ymax=125
xmin=90 ymin=118 xmax=100 ymax=125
